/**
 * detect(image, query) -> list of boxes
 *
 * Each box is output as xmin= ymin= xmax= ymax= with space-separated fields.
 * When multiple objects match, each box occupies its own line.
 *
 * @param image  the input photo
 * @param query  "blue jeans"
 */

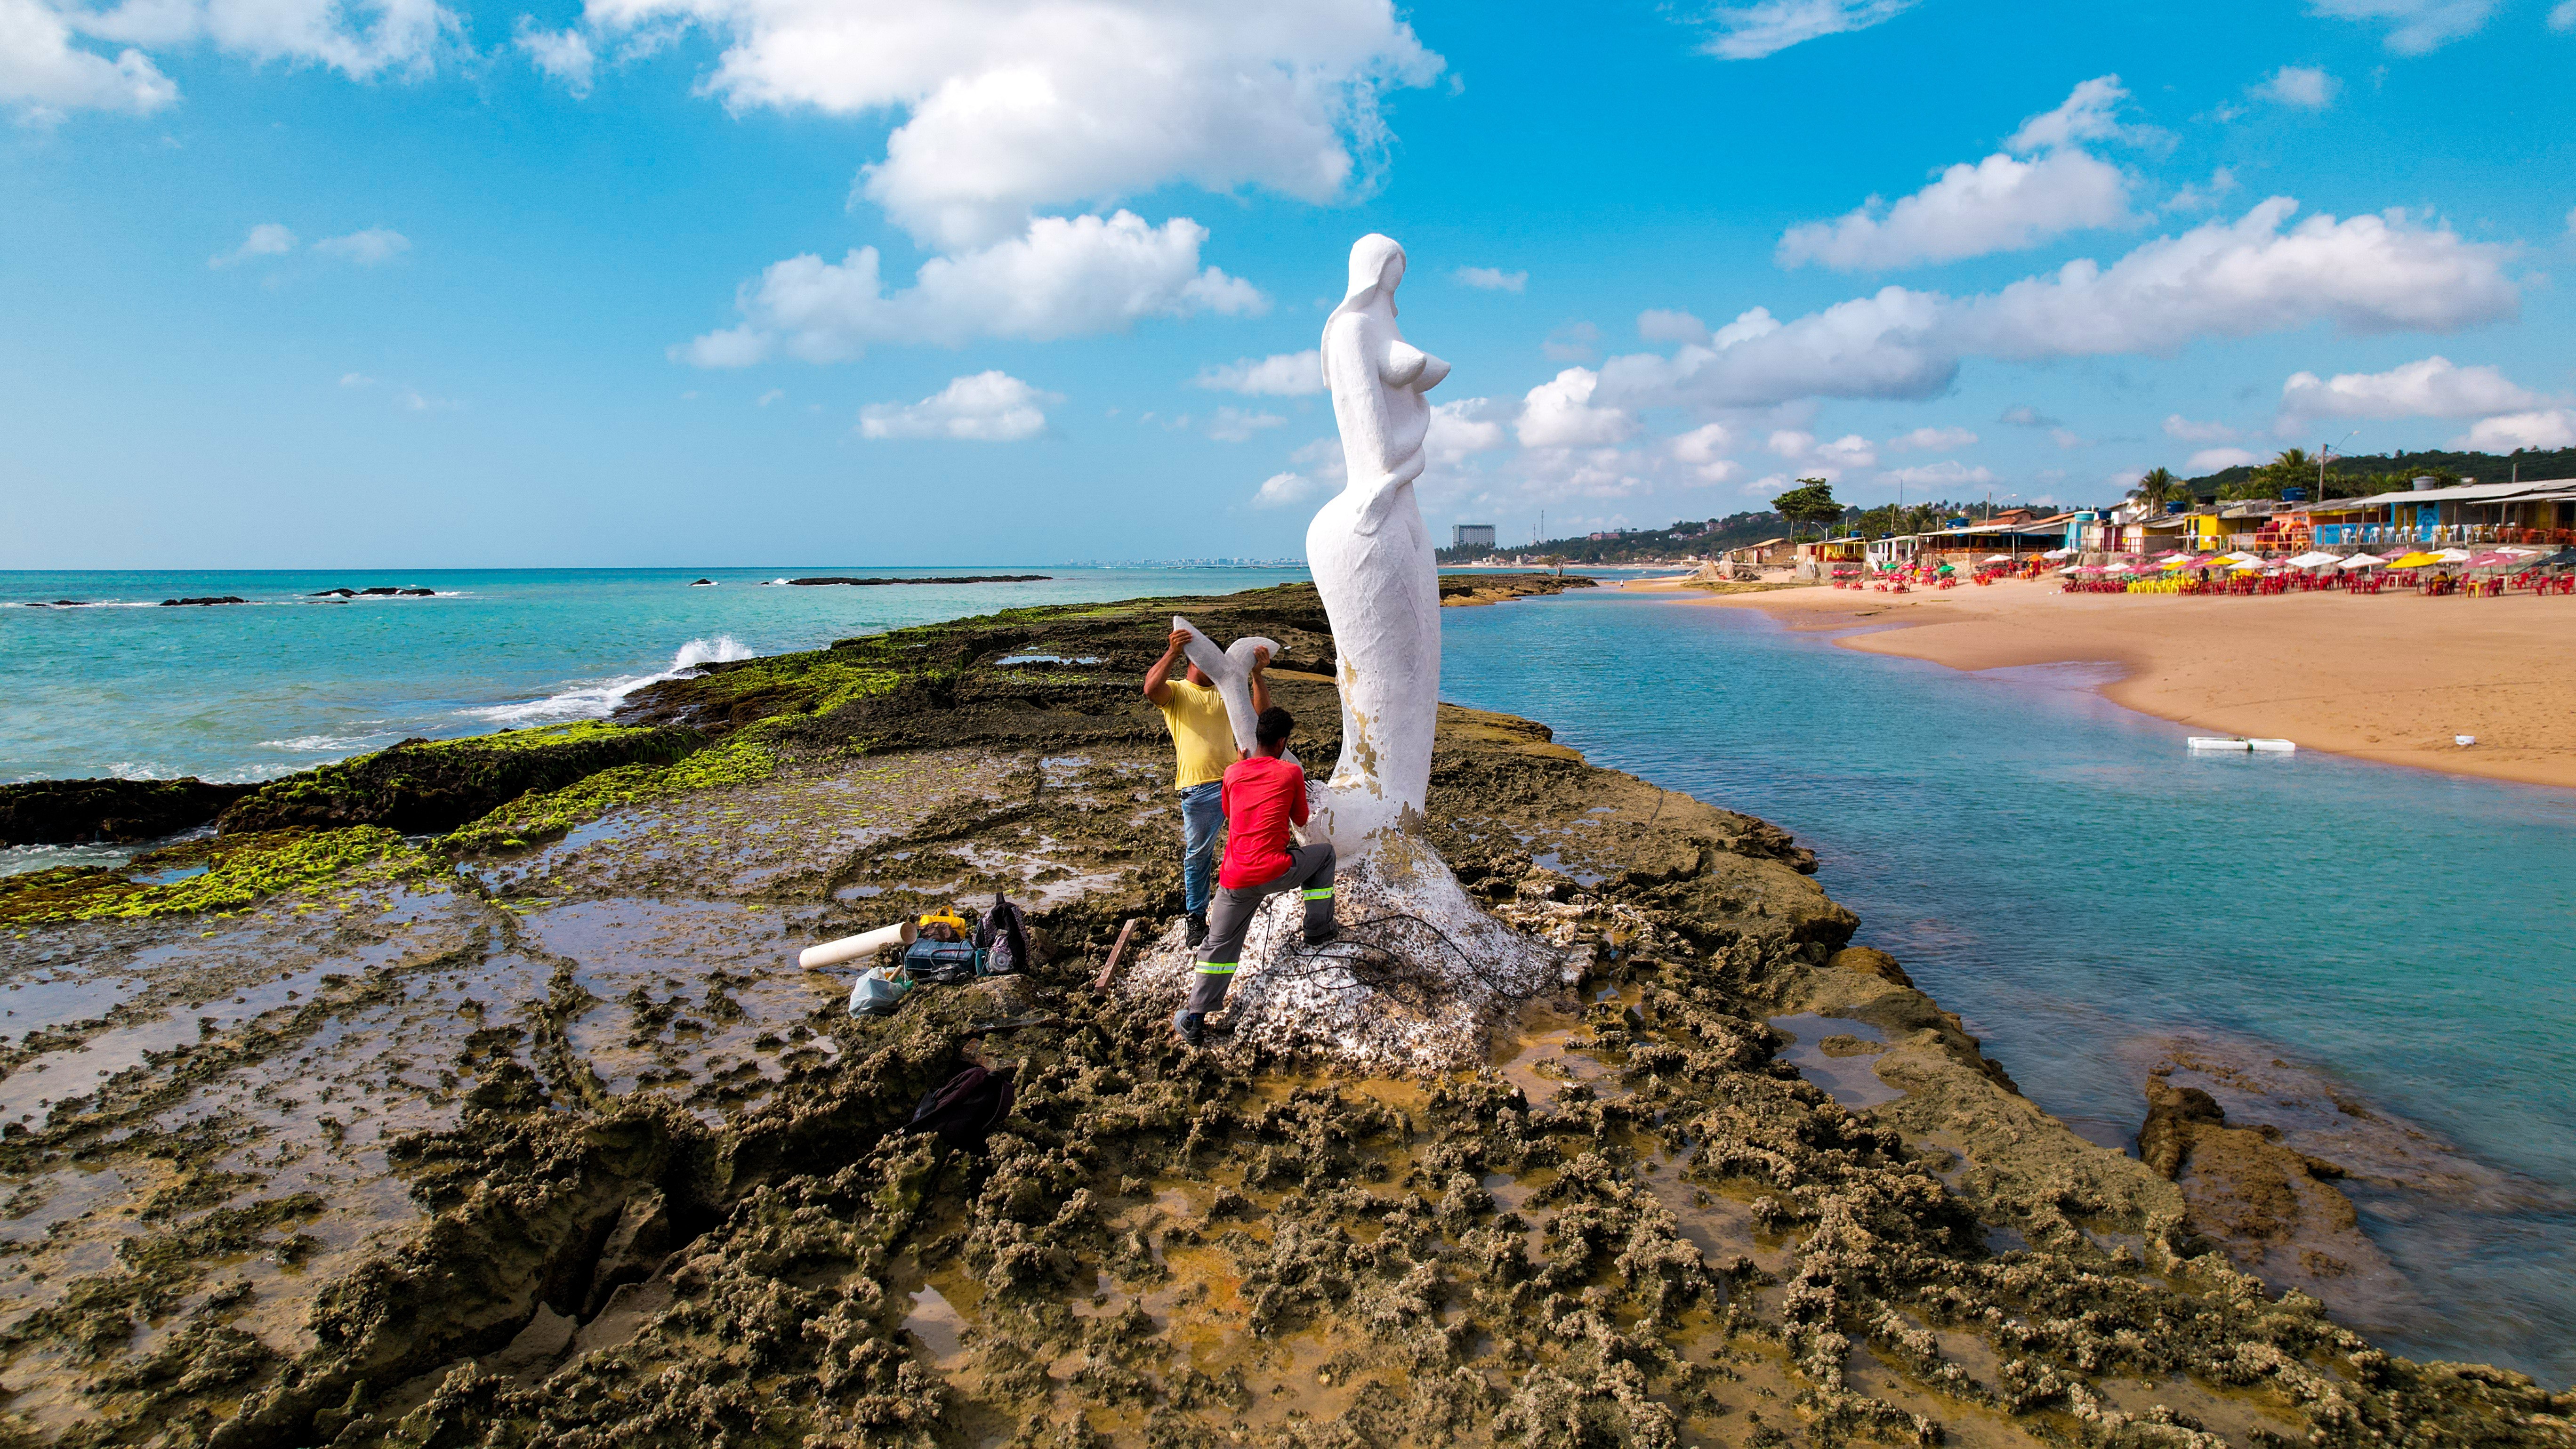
xmin=1179 ymin=781 xmax=1224 ymax=917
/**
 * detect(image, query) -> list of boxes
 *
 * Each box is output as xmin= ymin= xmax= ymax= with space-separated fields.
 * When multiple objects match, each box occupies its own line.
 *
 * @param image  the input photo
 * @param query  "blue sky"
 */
xmin=5 ymin=0 xmax=2574 ymax=567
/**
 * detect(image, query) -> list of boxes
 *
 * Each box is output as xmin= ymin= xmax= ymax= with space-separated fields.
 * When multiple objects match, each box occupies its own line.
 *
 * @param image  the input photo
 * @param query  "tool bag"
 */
xmin=910 ymin=1064 xmax=1016 ymax=1152
xmin=902 ymin=935 xmax=984 ymax=986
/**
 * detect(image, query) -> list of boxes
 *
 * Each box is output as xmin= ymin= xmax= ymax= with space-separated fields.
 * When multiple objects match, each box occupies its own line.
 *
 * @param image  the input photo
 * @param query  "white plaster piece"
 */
xmin=1171 ymin=614 xmax=1281 ymax=757
xmin=1307 ymin=233 xmax=1450 ymax=857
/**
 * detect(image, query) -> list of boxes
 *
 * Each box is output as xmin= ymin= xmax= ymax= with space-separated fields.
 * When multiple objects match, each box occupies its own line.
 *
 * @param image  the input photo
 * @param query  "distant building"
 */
xmin=1451 ymin=523 xmax=1497 ymax=548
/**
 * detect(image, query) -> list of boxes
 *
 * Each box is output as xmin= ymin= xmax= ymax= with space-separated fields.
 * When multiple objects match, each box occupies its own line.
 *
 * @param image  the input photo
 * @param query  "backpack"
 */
xmin=975 ymin=893 xmax=1030 ymax=977
xmin=909 ymin=1065 xmax=1016 ymax=1152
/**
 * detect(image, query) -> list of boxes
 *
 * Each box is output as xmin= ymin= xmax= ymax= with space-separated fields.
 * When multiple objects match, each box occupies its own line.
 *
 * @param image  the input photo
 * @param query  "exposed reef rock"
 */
xmin=159 ymin=596 xmax=247 ymax=607
xmin=0 ymin=577 xmax=2565 ymax=1448
xmin=310 ymin=588 xmax=437 ymax=598
xmin=218 ymin=723 xmax=703 ymax=837
xmin=0 ymin=776 xmax=259 ymax=845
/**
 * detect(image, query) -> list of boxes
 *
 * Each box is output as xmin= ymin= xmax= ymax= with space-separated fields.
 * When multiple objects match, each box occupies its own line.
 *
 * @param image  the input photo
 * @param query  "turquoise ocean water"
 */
xmin=1438 ymin=588 xmax=2576 ymax=1383
xmin=6 ymin=568 xmax=2571 ymax=1379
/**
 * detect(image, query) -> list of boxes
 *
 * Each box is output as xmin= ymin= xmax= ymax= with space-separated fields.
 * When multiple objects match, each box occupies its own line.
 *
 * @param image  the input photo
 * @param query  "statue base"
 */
xmin=1120 ymin=829 xmax=1574 ymax=1072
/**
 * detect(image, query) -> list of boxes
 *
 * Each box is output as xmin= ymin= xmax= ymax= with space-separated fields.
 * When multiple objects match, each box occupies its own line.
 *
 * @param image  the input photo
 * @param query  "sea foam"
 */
xmin=467 ymin=636 xmax=755 ymax=725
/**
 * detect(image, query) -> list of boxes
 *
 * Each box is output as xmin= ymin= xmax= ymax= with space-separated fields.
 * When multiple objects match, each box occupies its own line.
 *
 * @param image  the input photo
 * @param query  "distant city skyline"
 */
xmin=6 ymin=0 xmax=2574 ymax=568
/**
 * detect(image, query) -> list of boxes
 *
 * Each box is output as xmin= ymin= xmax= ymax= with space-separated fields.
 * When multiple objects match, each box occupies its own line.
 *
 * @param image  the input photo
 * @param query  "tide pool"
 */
xmin=1437 ymin=587 xmax=2576 ymax=1383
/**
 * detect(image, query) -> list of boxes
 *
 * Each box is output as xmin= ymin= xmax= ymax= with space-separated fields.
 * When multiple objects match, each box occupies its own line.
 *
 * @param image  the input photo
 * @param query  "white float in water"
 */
xmin=2187 ymin=737 xmax=2296 ymax=752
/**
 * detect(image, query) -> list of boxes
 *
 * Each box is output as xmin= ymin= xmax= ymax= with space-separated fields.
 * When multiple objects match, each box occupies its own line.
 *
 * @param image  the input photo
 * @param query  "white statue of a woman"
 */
xmin=1306 ymin=233 xmax=1450 ymax=855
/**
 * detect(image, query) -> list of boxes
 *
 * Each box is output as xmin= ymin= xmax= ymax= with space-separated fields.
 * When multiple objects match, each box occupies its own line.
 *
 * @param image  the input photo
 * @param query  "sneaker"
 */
xmin=1301 ymin=923 xmax=1342 ymax=947
xmin=1172 ymin=1009 xmax=1205 ymax=1047
xmin=1185 ymin=912 xmax=1208 ymax=948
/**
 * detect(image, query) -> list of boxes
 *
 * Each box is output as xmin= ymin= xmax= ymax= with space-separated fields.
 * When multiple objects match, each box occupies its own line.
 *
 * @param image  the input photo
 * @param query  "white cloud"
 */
xmin=1516 ymin=368 xmax=1636 ymax=449
xmin=1888 ymin=425 xmax=1975 ymax=452
xmin=1252 ymin=469 xmax=1333 ymax=509
xmin=2254 ymin=65 xmax=2339 ymax=108
xmin=1669 ymin=422 xmax=1739 ymax=483
xmin=1693 ymin=0 xmax=1916 ymax=60
xmin=1605 ymin=198 xmax=2519 ymax=410
xmin=2308 ymin=0 xmax=2496 ymax=54
xmin=515 ymin=20 xmax=595 ymax=97
xmin=572 ymin=0 xmax=1439 ymax=251
xmin=1543 ymin=321 xmax=1601 ymax=363
xmin=1427 ymin=398 xmax=1507 ymax=466
xmin=1880 ymin=459 xmax=1996 ymax=489
xmin=2003 ymin=74 xmax=2136 ymax=153
xmin=0 ymin=0 xmax=176 ymax=119
xmin=2188 ymin=446 xmax=2260 ymax=472
xmin=1637 ymin=309 xmax=1710 ymax=346
xmin=681 ymin=211 xmax=1264 ymax=365
xmin=209 ymin=222 xmax=294 ymax=267
xmin=857 ymin=370 xmax=1057 ymax=441
xmin=1766 ymin=429 xmax=1876 ymax=473
xmin=2452 ymin=410 xmax=2576 ymax=451
xmin=2554 ymin=0 xmax=2576 ymax=30
xmin=2163 ymin=413 xmax=2238 ymax=442
xmin=1454 ymin=266 xmax=1526 ymax=293
xmin=1193 ymin=350 xmax=1323 ymax=395
xmin=2049 ymin=427 xmax=2090 ymax=450
xmin=2165 ymin=167 xmax=2239 ymax=213
xmin=1779 ymin=149 xmax=2131 ymax=271
xmin=17 ymin=0 xmax=463 ymax=119
xmin=2277 ymin=356 xmax=2552 ymax=430
xmin=1206 ymin=406 xmax=1286 ymax=443
xmin=1998 ymin=405 xmax=2056 ymax=427
xmin=1781 ymin=78 xmax=2136 ymax=272
xmin=756 ymin=388 xmax=782 ymax=406
xmin=313 ymin=226 xmax=410 ymax=265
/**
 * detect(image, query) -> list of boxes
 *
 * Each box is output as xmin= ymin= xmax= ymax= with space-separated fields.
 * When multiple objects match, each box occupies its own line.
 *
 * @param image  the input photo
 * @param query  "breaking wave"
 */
xmin=466 ymin=636 xmax=756 ymax=725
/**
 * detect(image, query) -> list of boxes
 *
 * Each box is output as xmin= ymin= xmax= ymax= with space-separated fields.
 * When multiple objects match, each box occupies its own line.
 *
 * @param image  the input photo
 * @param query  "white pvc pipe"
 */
xmin=800 ymin=920 xmax=918 ymax=970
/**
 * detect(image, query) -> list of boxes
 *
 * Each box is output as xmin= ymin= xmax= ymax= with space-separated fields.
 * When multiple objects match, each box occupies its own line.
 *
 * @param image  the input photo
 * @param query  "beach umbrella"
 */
xmin=2463 ymin=550 xmax=2520 ymax=569
xmin=2229 ymin=558 xmax=2264 ymax=571
xmin=2386 ymin=551 xmax=2442 ymax=568
xmin=2160 ymin=556 xmax=2199 ymax=570
xmin=2059 ymin=564 xmax=2084 ymax=575
xmin=1981 ymin=554 xmax=2014 ymax=564
xmin=2286 ymin=551 xmax=2339 ymax=568
xmin=2432 ymin=547 xmax=2473 ymax=564
xmin=2338 ymin=552 xmax=2386 ymax=569
xmin=2041 ymin=547 xmax=2074 ymax=559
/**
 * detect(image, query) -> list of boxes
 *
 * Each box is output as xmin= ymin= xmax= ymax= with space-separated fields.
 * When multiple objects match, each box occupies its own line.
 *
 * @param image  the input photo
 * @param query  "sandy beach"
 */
xmin=1637 ymin=576 xmax=2576 ymax=790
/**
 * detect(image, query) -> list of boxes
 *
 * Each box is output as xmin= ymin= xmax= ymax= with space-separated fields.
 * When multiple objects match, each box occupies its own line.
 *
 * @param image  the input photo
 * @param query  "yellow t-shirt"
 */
xmin=1157 ymin=679 xmax=1240 ymax=789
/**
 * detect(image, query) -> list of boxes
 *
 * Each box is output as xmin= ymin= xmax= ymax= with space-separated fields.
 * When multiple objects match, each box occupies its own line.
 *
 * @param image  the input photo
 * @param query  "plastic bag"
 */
xmin=849 ymin=967 xmax=913 ymax=1018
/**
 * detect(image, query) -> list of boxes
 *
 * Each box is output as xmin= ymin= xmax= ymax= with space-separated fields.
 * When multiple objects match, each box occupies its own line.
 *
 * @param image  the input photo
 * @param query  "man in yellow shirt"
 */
xmin=1143 ymin=626 xmax=1269 ymax=946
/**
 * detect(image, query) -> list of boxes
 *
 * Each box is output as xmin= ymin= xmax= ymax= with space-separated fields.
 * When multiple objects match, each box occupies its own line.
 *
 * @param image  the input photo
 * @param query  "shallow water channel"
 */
xmin=1439 ymin=586 xmax=2576 ymax=1383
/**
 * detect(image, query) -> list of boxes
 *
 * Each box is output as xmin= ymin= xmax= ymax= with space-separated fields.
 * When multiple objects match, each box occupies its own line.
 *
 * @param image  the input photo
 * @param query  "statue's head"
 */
xmin=1336 ymin=233 xmax=1407 ymax=320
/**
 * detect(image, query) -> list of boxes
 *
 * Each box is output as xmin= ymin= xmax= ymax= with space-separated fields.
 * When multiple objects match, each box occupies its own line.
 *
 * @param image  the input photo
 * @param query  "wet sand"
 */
xmin=1653 ymin=577 xmax=2576 ymax=791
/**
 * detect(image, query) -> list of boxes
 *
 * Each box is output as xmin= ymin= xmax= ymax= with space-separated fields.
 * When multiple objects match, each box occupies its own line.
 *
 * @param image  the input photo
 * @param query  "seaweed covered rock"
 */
xmin=219 ymin=723 xmax=703 ymax=836
xmin=0 ymin=776 xmax=258 ymax=845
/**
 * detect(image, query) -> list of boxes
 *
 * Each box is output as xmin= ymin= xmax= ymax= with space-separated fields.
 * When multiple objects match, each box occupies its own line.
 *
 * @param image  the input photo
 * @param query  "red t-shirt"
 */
xmin=1216 ymin=755 xmax=1309 ymax=890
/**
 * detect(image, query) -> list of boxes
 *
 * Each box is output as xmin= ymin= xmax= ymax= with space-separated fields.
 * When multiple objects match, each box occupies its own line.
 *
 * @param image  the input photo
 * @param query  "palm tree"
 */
xmin=2131 ymin=467 xmax=2177 ymax=514
xmin=2268 ymin=447 xmax=2312 ymax=498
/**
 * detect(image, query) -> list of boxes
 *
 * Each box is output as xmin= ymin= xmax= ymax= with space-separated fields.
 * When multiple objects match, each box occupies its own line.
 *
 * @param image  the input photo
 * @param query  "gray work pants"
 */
xmin=1183 ymin=843 xmax=1336 ymax=1015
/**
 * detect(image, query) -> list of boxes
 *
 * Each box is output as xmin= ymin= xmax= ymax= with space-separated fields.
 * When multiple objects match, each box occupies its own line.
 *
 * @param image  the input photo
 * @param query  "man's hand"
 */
xmin=1251 ymin=645 xmax=1271 ymax=673
xmin=1166 ymin=628 xmax=1192 ymax=659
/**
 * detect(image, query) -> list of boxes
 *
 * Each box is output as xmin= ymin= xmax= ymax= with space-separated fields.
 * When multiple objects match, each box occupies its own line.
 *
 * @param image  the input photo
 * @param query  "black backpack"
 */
xmin=910 ymin=1065 xmax=1017 ymax=1152
xmin=975 ymin=893 xmax=1030 ymax=976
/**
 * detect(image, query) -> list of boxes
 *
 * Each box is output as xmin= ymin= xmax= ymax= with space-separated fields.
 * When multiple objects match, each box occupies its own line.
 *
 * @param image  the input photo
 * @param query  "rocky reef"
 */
xmin=217 ymin=723 xmax=706 ymax=837
xmin=0 ymin=778 xmax=259 ymax=847
xmin=0 ymin=576 xmax=2564 ymax=1449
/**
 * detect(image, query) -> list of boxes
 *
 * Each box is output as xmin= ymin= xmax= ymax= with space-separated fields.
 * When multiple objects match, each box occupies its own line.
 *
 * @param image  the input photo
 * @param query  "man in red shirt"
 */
xmin=1175 ymin=706 xmax=1338 ymax=1046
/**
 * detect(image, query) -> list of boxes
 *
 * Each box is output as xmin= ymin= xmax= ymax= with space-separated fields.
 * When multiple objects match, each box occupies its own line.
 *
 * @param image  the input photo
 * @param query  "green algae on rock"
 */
xmin=437 ymin=734 xmax=782 ymax=853
xmin=219 ymin=723 xmax=705 ymax=837
xmin=0 ymin=826 xmax=443 ymax=926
